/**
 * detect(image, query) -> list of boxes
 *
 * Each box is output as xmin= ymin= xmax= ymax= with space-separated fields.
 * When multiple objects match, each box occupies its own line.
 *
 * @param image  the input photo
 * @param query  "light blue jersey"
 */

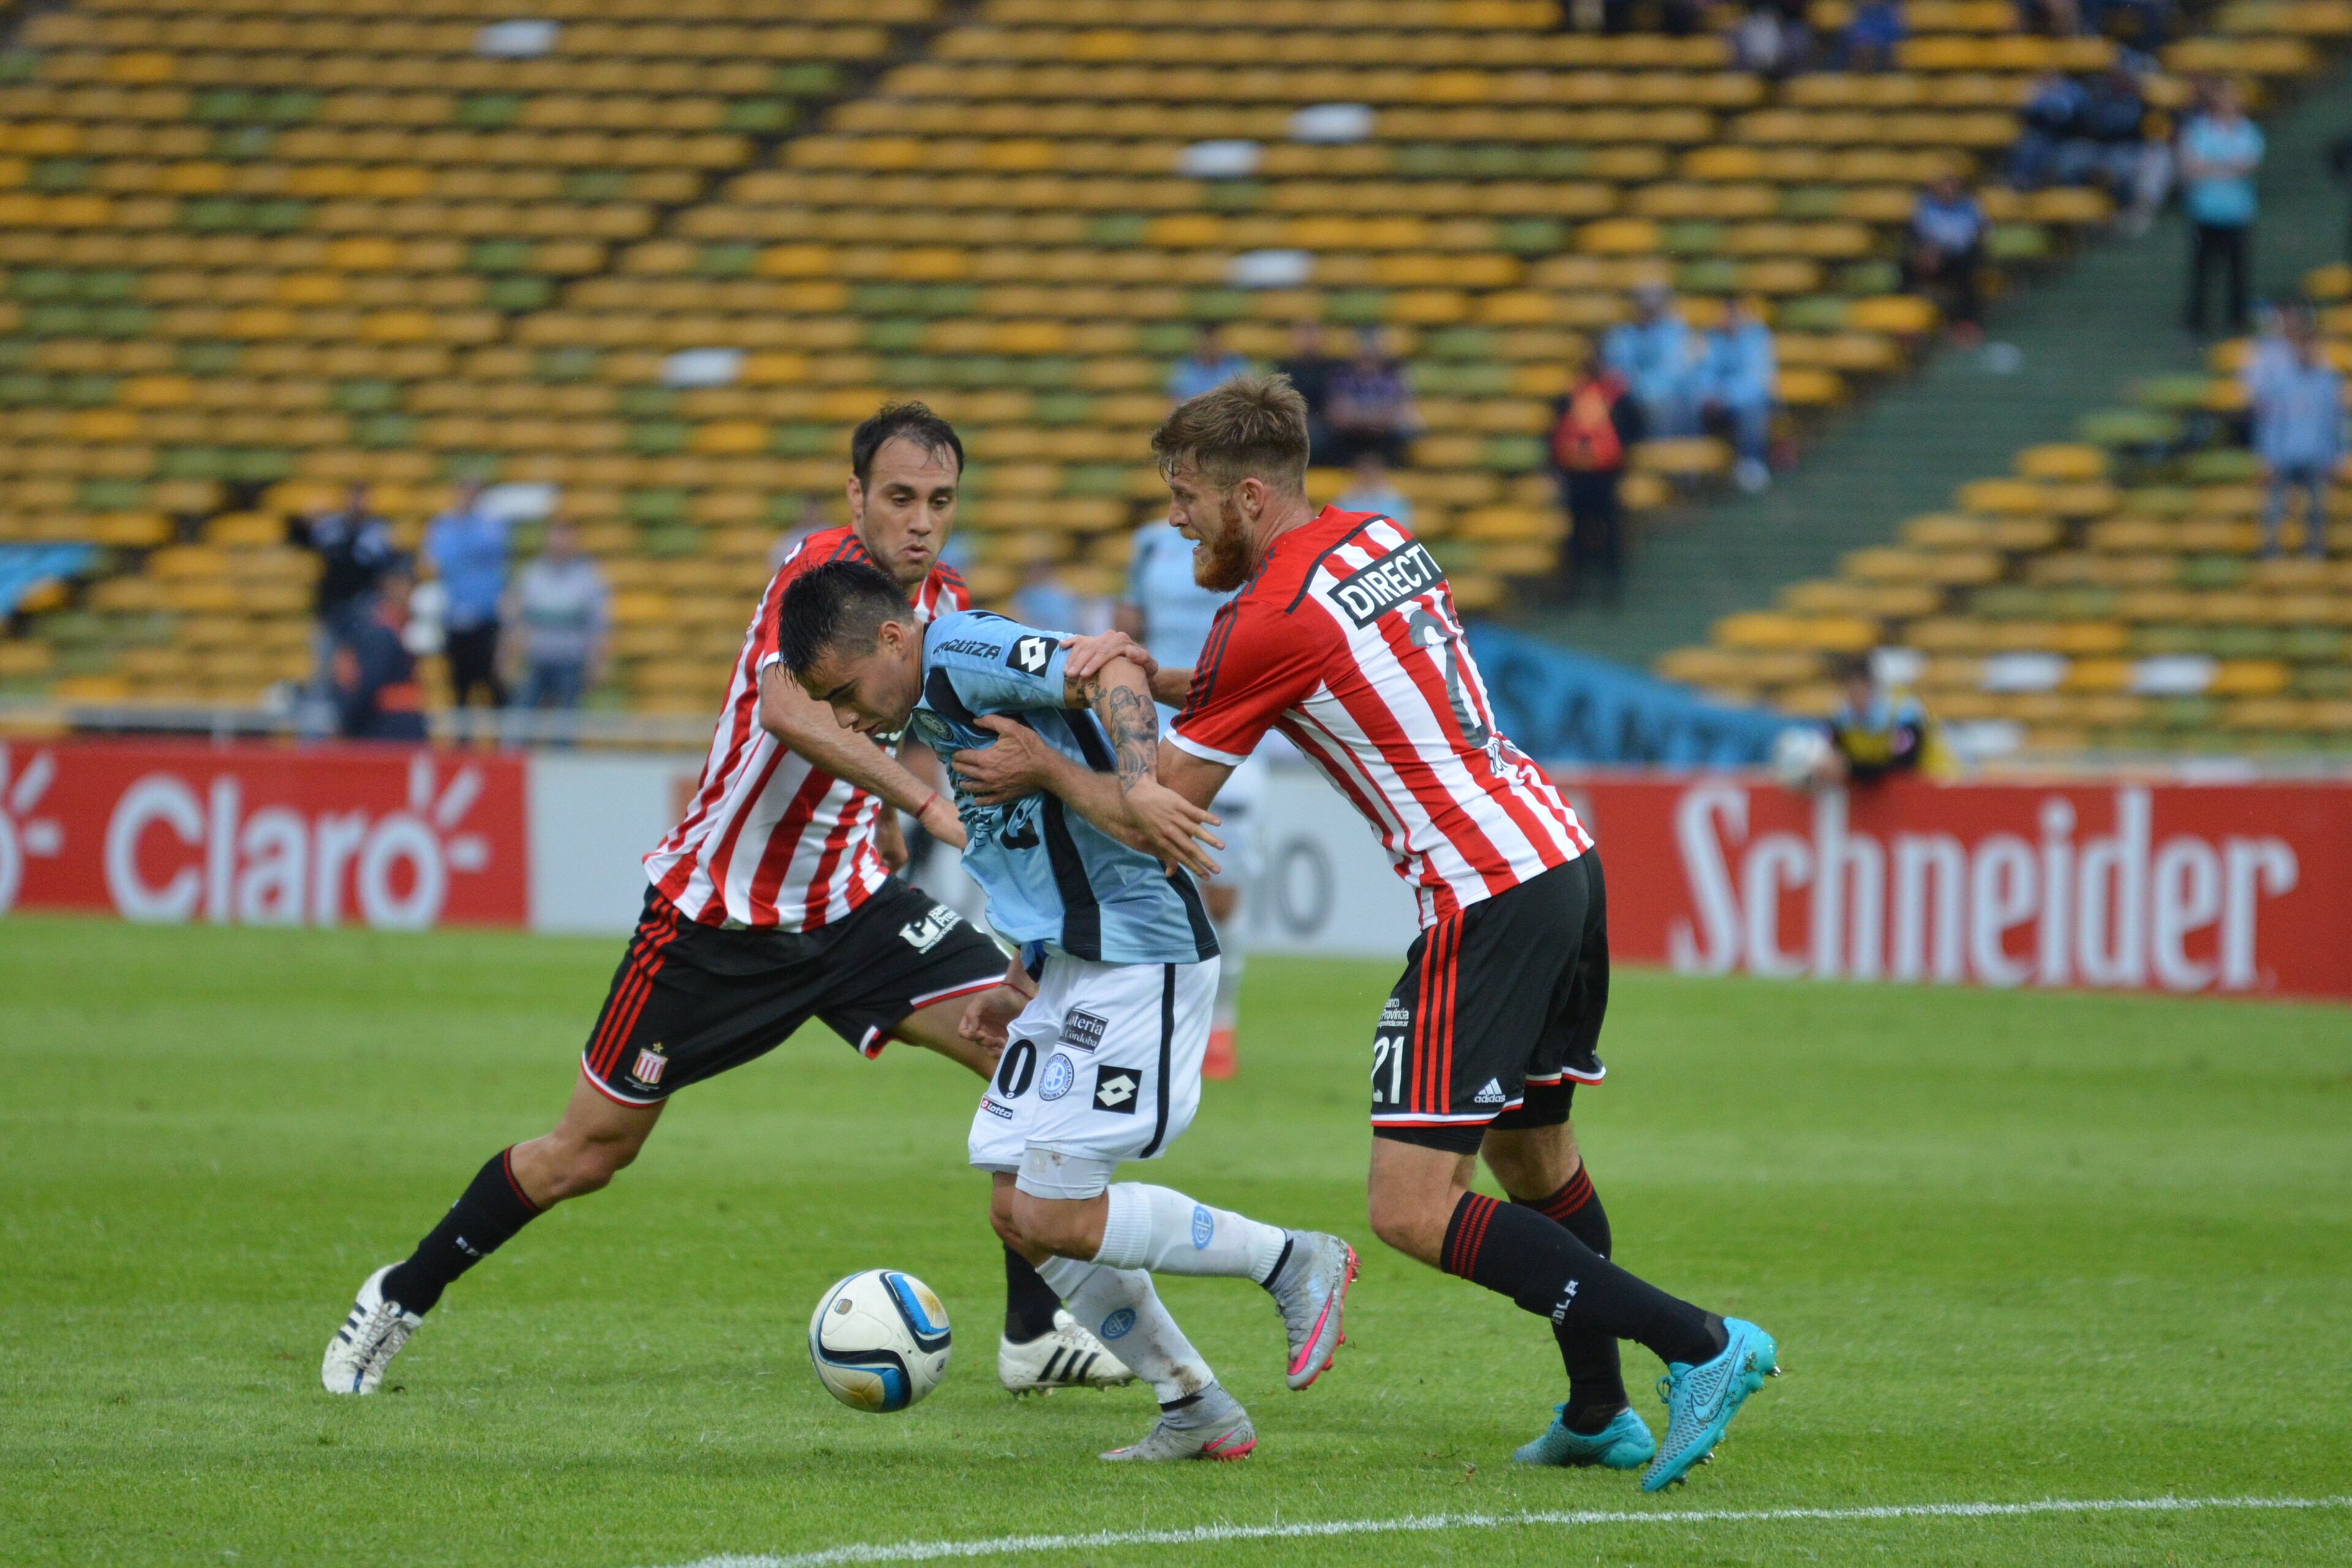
xmin=1124 ymin=520 xmax=1235 ymax=725
xmin=908 ymin=609 xmax=1218 ymax=967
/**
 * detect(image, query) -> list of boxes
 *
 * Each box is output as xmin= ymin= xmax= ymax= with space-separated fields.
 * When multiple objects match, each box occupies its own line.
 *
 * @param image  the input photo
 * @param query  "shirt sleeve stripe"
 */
xmin=1167 ymin=728 xmax=1248 ymax=767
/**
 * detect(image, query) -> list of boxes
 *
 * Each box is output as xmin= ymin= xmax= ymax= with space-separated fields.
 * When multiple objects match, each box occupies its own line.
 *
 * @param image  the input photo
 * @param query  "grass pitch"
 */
xmin=4 ymin=914 xmax=2348 ymax=1567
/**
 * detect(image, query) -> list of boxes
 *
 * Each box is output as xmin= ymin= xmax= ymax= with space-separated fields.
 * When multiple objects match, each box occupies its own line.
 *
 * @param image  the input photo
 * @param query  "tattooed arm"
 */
xmin=978 ymin=653 xmax=1218 ymax=876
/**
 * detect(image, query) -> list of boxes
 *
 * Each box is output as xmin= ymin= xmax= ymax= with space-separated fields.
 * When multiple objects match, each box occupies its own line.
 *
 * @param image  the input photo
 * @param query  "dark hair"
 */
xmin=1151 ymin=373 xmax=1311 ymax=493
xmin=850 ymin=401 xmax=964 ymax=486
xmin=1829 ymin=651 xmax=1874 ymax=684
xmin=774 ymin=559 xmax=913 ymax=677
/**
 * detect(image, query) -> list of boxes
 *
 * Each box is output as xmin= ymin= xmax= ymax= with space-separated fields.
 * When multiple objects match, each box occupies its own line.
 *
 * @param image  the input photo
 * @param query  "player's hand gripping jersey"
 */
xmin=643 ymin=526 xmax=967 ymax=929
xmin=1169 ymin=508 xmax=1591 ymax=927
xmin=908 ymin=610 xmax=1218 ymax=967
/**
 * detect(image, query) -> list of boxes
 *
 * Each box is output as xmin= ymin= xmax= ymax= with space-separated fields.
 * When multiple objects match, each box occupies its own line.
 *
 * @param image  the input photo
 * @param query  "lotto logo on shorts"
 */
xmin=630 ymin=1047 xmax=666 ymax=1086
xmin=1092 ymin=1066 xmax=1140 ymax=1114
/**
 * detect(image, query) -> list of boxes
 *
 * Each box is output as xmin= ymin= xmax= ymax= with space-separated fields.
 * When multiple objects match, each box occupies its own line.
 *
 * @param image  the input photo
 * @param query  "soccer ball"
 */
xmin=1770 ymin=724 xmax=1834 ymax=790
xmin=807 ymin=1269 xmax=952 ymax=1412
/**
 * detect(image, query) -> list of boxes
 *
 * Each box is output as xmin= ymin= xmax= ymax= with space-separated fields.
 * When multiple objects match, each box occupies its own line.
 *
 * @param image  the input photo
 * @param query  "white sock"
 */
xmin=1093 ymin=1182 xmax=1291 ymax=1283
xmin=1212 ymin=923 xmax=1244 ymax=1030
xmin=1035 ymin=1255 xmax=1214 ymax=1407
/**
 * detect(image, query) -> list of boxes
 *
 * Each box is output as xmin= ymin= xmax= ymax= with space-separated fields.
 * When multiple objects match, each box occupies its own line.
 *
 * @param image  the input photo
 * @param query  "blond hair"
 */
xmin=1150 ymin=373 xmax=1311 ymax=493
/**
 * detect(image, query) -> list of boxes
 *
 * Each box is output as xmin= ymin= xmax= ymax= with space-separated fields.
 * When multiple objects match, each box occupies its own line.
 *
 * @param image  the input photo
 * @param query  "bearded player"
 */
xmin=959 ymin=377 xmax=1779 ymax=1491
xmin=322 ymin=404 xmax=1131 ymax=1398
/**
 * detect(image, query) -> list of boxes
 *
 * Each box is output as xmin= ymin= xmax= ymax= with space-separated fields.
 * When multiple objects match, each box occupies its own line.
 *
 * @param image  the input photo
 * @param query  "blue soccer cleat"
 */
xmin=1640 ymin=1317 xmax=1779 ymax=1492
xmin=1512 ymin=1403 xmax=1657 ymax=1470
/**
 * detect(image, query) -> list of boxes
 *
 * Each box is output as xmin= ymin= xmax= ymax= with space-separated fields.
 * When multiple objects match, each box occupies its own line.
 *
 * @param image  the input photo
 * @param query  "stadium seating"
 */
xmin=0 ymin=0 xmax=2343 ymax=720
xmin=1659 ymin=251 xmax=2352 ymax=756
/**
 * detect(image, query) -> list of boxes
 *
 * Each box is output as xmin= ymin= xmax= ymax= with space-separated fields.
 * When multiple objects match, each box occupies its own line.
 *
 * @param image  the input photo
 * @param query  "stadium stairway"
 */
xmin=1640 ymin=56 xmax=2352 ymax=756
xmin=1546 ymin=53 xmax=2352 ymax=675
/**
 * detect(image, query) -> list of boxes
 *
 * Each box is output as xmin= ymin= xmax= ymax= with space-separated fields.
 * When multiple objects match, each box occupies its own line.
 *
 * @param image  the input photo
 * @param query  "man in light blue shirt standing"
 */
xmin=423 ymin=479 xmax=511 ymax=711
xmin=2179 ymin=78 xmax=2264 ymax=334
xmin=776 ymin=557 xmax=1359 ymax=1466
xmin=2248 ymin=308 xmax=2343 ymax=558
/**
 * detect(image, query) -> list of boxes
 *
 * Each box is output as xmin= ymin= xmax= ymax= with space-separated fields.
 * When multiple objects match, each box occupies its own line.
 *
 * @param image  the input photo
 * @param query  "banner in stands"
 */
xmin=1465 ymin=621 xmax=1792 ymax=767
xmin=0 ymin=741 xmax=528 ymax=929
xmin=4 ymin=741 xmax=2344 ymax=1000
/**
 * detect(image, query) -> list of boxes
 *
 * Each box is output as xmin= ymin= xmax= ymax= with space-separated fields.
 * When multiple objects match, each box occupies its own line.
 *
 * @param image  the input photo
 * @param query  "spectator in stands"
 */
xmin=2180 ymin=77 xmax=2264 ymax=335
xmin=1730 ymin=0 xmax=1812 ymax=79
xmin=1822 ymin=652 xmax=1937 ymax=785
xmin=1700 ymin=296 xmax=1777 ymax=494
xmin=300 ymin=481 xmax=396 ymax=638
xmin=2007 ymin=72 xmax=2089 ymax=188
xmin=423 ymin=479 xmax=509 ymax=713
xmin=1905 ymin=175 xmax=1988 ymax=343
xmin=2246 ymin=307 xmax=2343 ymax=559
xmin=1326 ymin=327 xmax=1422 ymax=467
xmin=1335 ymin=450 xmax=1414 ymax=529
xmin=333 ymin=556 xmax=427 ymax=744
xmin=1841 ymin=0 xmax=1904 ymax=72
xmin=508 ymin=522 xmax=608 ymax=717
xmin=1167 ymin=322 xmax=1250 ymax=404
xmin=295 ymin=481 xmax=396 ymax=728
xmin=1549 ymin=353 xmax=1646 ymax=606
xmin=1275 ymin=320 xmax=1340 ymax=467
xmin=2081 ymin=66 xmax=2150 ymax=197
xmin=1604 ymin=283 xmax=1700 ymax=437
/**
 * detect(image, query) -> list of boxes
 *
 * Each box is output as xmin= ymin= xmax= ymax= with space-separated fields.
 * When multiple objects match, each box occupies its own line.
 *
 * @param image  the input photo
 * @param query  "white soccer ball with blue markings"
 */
xmin=807 ymin=1269 xmax=952 ymax=1412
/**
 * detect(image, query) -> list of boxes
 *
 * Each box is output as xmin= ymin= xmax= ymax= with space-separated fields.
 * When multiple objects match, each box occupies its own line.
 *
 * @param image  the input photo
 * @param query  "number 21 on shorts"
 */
xmin=1370 ymin=1030 xmax=1406 ymax=1112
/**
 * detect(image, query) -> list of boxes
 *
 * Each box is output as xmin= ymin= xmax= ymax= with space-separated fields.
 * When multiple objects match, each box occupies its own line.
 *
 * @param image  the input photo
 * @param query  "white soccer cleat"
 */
xmin=997 ymin=1308 xmax=1136 ymax=1395
xmin=322 ymin=1264 xmax=423 ymax=1395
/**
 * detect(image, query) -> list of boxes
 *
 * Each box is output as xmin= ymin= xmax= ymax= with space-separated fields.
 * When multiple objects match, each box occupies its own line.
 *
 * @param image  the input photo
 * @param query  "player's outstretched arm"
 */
xmin=757 ymin=663 xmax=967 ymax=848
xmin=1059 ymin=630 xmax=1194 ymax=711
xmin=1158 ymin=744 xmax=1234 ymax=811
xmin=1072 ymin=655 xmax=1226 ymax=878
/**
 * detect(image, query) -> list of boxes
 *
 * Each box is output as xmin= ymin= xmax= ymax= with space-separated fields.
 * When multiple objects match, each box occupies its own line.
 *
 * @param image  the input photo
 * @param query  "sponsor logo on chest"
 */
xmin=1327 ymin=540 xmax=1444 ymax=628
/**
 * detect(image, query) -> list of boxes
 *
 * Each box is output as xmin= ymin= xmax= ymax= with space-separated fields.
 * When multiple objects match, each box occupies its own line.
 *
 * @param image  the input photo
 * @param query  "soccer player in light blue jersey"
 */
xmin=775 ymin=558 xmax=1359 ymax=1463
xmin=1120 ymin=513 xmax=1265 ymax=1076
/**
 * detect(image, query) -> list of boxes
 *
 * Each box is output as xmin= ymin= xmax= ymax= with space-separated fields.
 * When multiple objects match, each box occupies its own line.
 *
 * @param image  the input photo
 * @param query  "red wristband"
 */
xmin=913 ymin=789 xmax=940 ymax=821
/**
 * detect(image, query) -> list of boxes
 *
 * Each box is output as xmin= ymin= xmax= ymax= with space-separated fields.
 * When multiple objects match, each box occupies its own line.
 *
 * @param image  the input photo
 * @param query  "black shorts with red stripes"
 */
xmin=580 ymin=878 xmax=1006 ymax=1106
xmin=1368 ymin=851 xmax=1609 ymax=1155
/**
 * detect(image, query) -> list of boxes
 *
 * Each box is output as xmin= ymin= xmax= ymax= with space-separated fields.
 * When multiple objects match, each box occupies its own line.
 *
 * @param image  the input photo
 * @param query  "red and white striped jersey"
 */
xmin=1169 ymin=508 xmax=1590 ymax=927
xmin=642 ymin=526 xmax=968 ymax=930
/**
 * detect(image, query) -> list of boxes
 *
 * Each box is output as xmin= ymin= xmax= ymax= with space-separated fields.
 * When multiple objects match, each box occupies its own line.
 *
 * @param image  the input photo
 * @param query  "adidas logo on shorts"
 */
xmin=1472 ymin=1078 xmax=1506 ymax=1106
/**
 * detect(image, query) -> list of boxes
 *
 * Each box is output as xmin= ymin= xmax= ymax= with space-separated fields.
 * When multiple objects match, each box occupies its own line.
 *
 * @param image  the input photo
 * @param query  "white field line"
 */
xmin=655 ymin=1493 xmax=2352 ymax=1568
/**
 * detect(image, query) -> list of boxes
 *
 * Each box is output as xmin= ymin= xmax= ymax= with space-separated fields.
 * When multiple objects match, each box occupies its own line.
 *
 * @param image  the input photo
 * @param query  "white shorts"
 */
xmin=969 ymin=952 xmax=1219 ymax=1199
xmin=1205 ymin=748 xmax=1268 ymax=893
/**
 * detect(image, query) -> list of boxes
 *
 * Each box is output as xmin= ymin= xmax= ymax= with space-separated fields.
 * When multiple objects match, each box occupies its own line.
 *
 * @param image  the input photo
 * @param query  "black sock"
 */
xmin=1001 ymin=1246 xmax=1062 ymax=1343
xmin=380 ymin=1148 xmax=541 ymax=1316
xmin=1442 ymin=1193 xmax=1723 ymax=1369
xmin=1517 ymin=1167 xmax=1628 ymax=1432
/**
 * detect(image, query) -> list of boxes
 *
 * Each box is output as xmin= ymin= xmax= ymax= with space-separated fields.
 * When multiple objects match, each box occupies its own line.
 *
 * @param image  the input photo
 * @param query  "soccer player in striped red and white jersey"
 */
xmin=970 ymin=378 xmax=1779 ymax=1489
xmin=323 ymin=405 xmax=1131 ymax=1401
